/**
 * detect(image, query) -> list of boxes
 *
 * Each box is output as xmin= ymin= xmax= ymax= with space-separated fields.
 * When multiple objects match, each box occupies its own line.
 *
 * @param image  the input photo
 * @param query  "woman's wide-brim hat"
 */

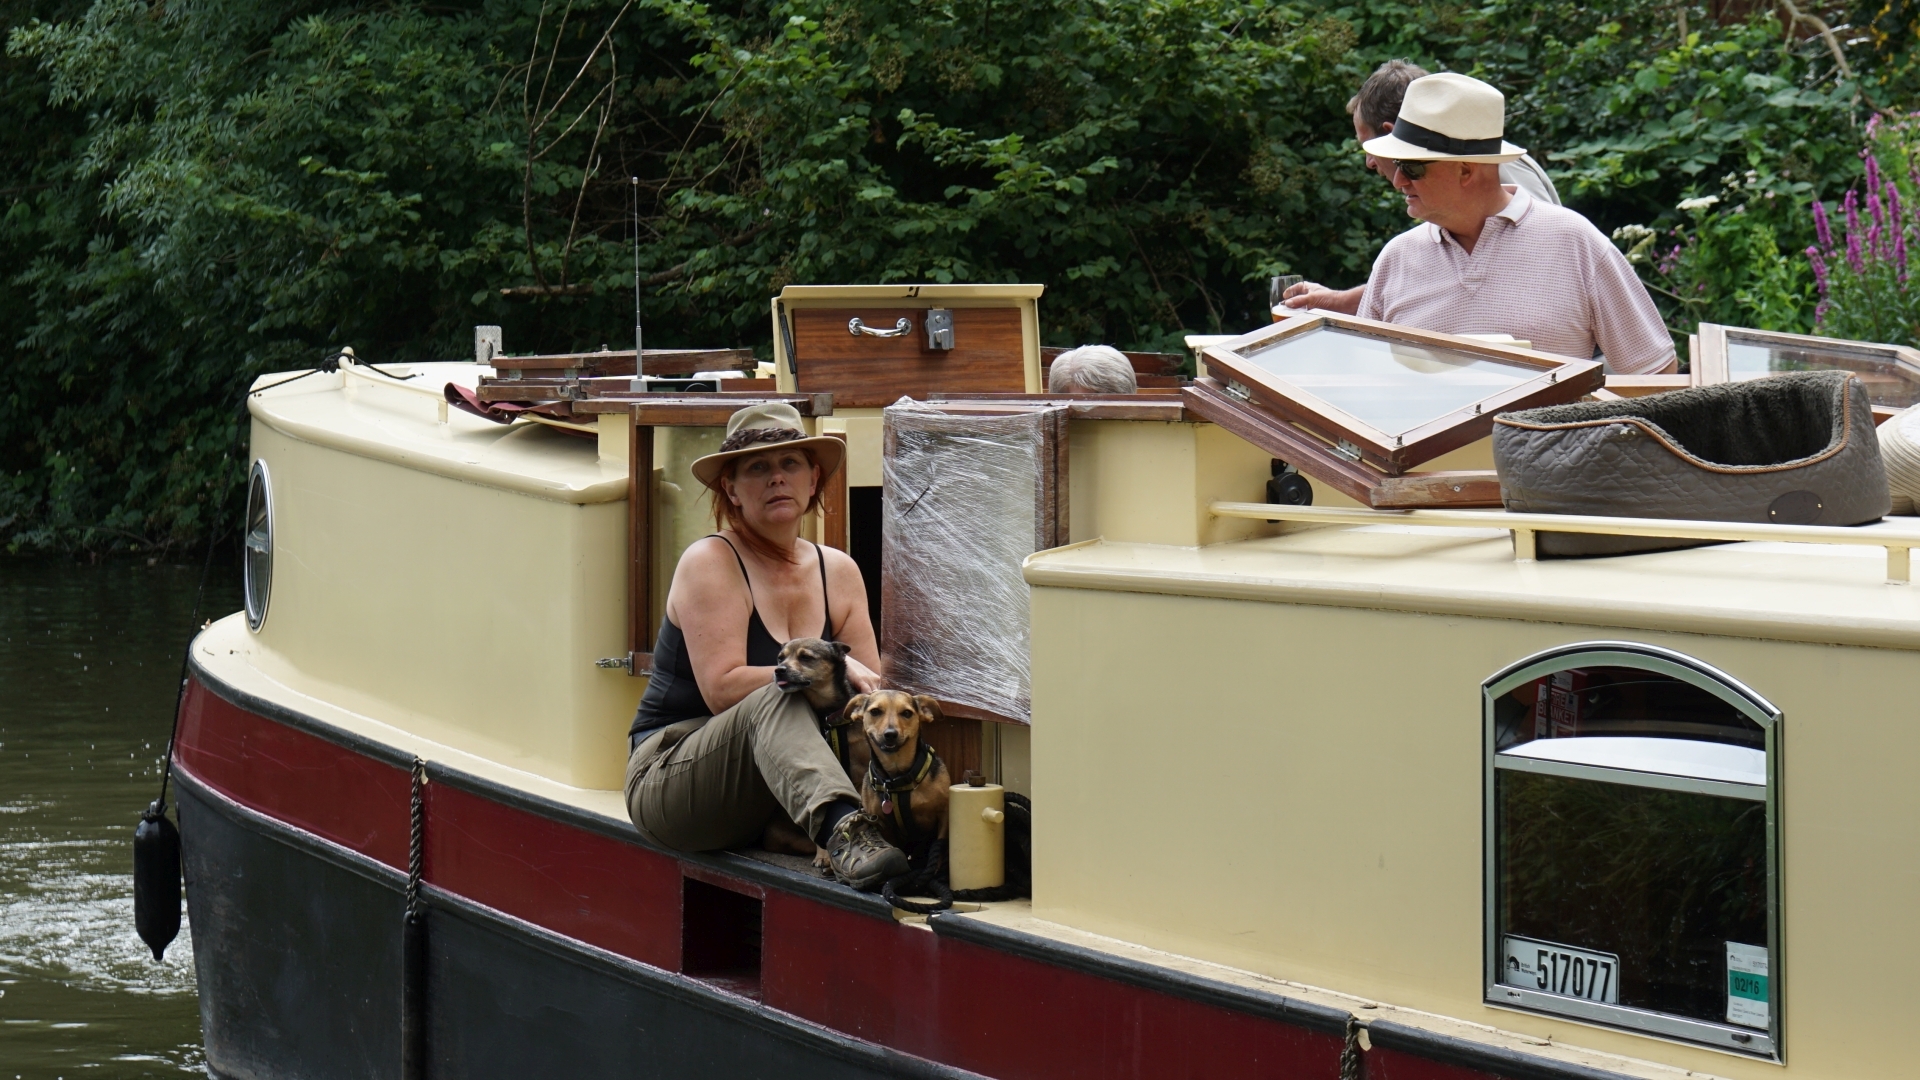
xmin=1361 ymin=72 xmax=1526 ymax=165
xmin=689 ymin=402 xmax=845 ymax=488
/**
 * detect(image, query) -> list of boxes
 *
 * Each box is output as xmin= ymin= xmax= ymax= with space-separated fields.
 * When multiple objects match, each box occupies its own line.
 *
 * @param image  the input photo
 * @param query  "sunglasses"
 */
xmin=1392 ymin=159 xmax=1430 ymax=181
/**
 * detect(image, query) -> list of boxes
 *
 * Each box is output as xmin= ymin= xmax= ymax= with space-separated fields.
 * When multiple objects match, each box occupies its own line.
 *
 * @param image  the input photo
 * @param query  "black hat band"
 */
xmin=1390 ymin=117 xmax=1505 ymax=156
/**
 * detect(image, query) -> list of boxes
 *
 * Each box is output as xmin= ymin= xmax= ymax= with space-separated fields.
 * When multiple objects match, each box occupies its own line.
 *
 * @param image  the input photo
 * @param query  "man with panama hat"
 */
xmin=1283 ymin=72 xmax=1677 ymax=375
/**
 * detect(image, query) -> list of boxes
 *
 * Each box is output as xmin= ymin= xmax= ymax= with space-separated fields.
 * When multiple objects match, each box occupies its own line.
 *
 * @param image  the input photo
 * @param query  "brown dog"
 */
xmin=849 ymin=691 xmax=951 ymax=852
xmin=763 ymin=638 xmax=864 ymax=860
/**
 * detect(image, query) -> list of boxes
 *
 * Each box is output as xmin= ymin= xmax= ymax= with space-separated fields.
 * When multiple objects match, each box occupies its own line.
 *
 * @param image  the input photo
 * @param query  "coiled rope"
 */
xmin=881 ymin=792 xmax=1031 ymax=915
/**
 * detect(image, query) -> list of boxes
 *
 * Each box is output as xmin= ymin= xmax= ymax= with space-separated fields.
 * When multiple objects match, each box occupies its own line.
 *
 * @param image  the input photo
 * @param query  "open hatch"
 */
xmin=1695 ymin=322 xmax=1920 ymax=422
xmin=1186 ymin=313 xmax=1604 ymax=507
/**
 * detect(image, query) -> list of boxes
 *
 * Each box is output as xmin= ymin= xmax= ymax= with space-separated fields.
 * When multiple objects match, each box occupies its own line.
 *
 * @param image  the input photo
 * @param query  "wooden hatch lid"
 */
xmin=771 ymin=284 xmax=1044 ymax=409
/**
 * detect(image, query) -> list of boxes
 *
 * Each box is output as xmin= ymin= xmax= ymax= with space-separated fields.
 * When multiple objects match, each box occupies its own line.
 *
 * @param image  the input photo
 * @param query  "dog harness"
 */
xmin=866 ymin=738 xmax=940 ymax=847
xmin=819 ymin=705 xmax=858 ymax=773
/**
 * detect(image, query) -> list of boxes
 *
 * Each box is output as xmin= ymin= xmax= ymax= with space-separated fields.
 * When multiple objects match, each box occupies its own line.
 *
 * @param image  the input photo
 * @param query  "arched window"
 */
xmin=1482 ymin=643 xmax=1779 ymax=1059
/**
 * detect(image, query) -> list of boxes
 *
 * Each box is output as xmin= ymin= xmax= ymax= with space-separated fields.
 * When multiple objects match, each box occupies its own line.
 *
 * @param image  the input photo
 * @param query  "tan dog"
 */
xmin=849 ymin=691 xmax=951 ymax=851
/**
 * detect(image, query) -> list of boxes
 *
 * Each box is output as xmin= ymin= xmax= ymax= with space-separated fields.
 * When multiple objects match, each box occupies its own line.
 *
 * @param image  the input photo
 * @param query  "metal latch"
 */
xmin=595 ymin=655 xmax=632 ymax=672
xmin=924 ymin=308 xmax=955 ymax=350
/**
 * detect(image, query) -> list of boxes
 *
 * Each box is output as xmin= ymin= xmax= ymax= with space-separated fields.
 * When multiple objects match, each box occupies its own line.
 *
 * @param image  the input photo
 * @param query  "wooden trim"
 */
xmin=1603 ymin=375 xmax=1692 ymax=398
xmin=628 ymin=413 xmax=655 ymax=671
xmin=1199 ymin=313 xmax=1602 ymax=473
xmin=491 ymin=347 xmax=755 ymax=377
xmin=1185 ymin=380 xmax=1384 ymax=505
xmin=1371 ymin=471 xmax=1503 ymax=509
xmin=819 ymin=432 xmax=850 ymax=552
xmin=926 ymin=394 xmax=1189 ymax=421
xmin=572 ymin=394 xmax=834 ymax=422
xmin=1693 ymin=323 xmax=1730 ymax=384
xmin=934 ymin=700 xmax=1027 ymax=726
xmin=1039 ymin=346 xmax=1185 ymax=377
xmin=1186 ymin=381 xmax=1503 ymax=509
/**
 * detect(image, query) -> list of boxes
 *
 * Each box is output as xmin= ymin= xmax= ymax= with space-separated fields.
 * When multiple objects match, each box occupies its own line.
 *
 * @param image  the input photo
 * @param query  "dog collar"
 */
xmin=867 ymin=739 xmax=939 ymax=844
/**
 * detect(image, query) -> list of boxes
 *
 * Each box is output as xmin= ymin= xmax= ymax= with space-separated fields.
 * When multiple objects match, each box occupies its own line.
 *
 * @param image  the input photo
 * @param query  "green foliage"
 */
xmin=0 ymin=0 xmax=1899 ymax=549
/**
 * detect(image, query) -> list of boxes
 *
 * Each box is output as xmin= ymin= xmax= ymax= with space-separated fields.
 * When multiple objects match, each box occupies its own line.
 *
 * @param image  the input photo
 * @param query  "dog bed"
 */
xmin=1492 ymin=370 xmax=1890 ymax=557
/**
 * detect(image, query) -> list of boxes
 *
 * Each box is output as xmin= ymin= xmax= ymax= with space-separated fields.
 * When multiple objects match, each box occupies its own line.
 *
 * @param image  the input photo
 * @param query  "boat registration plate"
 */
xmin=1500 ymin=935 xmax=1620 ymax=1004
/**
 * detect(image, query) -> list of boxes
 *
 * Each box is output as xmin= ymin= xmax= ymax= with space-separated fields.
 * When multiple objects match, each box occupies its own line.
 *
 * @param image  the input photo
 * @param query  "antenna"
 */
xmin=631 ymin=176 xmax=643 ymax=380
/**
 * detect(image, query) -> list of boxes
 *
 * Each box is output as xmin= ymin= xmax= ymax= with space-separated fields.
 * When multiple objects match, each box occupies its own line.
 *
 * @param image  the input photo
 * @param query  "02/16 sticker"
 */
xmin=1726 ymin=942 xmax=1769 ymax=1028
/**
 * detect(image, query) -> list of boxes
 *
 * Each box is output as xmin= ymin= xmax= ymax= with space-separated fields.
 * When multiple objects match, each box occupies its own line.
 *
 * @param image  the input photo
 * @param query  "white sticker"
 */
xmin=1501 ymin=935 xmax=1620 ymax=1004
xmin=1726 ymin=942 xmax=1769 ymax=1028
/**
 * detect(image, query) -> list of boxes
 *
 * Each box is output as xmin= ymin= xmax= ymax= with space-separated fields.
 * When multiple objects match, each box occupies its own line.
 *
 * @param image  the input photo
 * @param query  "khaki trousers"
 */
xmin=624 ymin=682 xmax=859 ymax=851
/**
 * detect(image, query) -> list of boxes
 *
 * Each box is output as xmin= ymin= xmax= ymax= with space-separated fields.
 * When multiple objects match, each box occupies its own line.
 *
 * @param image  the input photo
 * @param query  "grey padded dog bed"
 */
xmin=1492 ymin=370 xmax=1890 ymax=557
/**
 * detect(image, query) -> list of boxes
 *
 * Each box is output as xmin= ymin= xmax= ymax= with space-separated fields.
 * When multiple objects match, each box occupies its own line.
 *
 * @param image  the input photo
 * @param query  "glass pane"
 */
xmin=1497 ymin=770 xmax=1767 ymax=1025
xmin=1491 ymin=667 xmax=1762 ymax=753
xmin=1725 ymin=338 xmax=1920 ymax=409
xmin=1237 ymin=327 xmax=1541 ymax=438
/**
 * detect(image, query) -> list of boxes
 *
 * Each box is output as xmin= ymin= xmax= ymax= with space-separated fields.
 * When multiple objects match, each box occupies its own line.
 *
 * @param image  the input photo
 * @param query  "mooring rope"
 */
xmin=401 ymin=756 xmax=428 ymax=1079
xmin=1339 ymin=1015 xmax=1369 ymax=1080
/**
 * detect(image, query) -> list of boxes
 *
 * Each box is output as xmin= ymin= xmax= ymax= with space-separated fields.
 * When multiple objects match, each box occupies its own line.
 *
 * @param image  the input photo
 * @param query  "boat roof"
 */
xmin=248 ymin=362 xmax=623 ymax=504
xmin=1025 ymin=522 xmax=1920 ymax=652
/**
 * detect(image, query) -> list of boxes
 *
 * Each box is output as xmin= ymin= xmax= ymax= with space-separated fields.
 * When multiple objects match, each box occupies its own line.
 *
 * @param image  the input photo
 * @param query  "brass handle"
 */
xmin=848 ymin=317 xmax=912 ymax=338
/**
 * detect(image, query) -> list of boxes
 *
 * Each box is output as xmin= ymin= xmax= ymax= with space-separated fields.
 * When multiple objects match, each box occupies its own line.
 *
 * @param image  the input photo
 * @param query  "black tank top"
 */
xmin=630 ymin=536 xmax=836 ymax=739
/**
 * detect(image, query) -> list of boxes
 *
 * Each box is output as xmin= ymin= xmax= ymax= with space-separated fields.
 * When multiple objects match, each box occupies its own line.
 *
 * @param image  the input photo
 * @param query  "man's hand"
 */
xmin=845 ymin=656 xmax=883 ymax=694
xmin=1282 ymin=282 xmax=1364 ymax=315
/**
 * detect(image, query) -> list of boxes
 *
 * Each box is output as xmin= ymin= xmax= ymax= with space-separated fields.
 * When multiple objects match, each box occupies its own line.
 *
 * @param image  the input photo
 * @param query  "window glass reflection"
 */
xmin=1239 ymin=328 xmax=1538 ymax=437
xmin=1725 ymin=339 xmax=1920 ymax=409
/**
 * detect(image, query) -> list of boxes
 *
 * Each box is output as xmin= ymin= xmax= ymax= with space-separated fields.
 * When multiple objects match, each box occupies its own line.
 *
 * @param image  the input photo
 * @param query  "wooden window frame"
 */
xmin=1696 ymin=322 xmax=1920 ymax=423
xmin=1198 ymin=313 xmax=1604 ymax=475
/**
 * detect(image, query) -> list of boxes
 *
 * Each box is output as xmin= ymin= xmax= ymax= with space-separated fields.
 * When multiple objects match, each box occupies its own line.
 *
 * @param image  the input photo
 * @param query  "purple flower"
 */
xmin=1809 ymin=245 xmax=1830 ymax=296
xmin=1814 ymin=198 xmax=1833 ymax=250
xmin=1846 ymin=190 xmax=1864 ymax=271
xmin=1897 ymin=227 xmax=1909 ymax=284
xmin=1867 ymin=151 xmax=1882 ymax=194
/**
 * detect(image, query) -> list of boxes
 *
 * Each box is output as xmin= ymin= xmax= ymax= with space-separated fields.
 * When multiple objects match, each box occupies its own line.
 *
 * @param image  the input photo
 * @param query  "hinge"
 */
xmin=1333 ymin=439 xmax=1363 ymax=462
xmin=1224 ymin=379 xmax=1252 ymax=402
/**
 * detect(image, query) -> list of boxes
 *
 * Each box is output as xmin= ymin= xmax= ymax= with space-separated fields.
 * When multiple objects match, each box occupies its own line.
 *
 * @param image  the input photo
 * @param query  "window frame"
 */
xmin=1481 ymin=641 xmax=1783 ymax=1061
xmin=1197 ymin=312 xmax=1603 ymax=475
xmin=1696 ymin=322 xmax=1920 ymax=419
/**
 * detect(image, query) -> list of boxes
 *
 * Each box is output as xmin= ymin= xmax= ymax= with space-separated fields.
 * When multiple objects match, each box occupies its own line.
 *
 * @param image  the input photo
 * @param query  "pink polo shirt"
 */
xmin=1357 ymin=190 xmax=1677 ymax=375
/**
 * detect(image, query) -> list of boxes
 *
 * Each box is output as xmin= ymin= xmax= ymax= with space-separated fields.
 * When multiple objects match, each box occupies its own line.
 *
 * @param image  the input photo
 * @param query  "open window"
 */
xmin=1186 ymin=313 xmax=1603 ymax=508
xmin=1482 ymin=643 xmax=1781 ymax=1060
xmin=1696 ymin=323 xmax=1920 ymax=423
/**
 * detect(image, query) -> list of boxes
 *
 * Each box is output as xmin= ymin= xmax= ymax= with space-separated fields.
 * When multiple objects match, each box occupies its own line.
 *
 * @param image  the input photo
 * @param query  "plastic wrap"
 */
xmin=880 ymin=400 xmax=1066 ymax=724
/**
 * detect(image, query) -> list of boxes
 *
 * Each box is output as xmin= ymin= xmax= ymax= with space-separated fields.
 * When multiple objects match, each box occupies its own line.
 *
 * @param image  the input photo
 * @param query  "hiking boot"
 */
xmin=826 ymin=812 xmax=909 ymax=890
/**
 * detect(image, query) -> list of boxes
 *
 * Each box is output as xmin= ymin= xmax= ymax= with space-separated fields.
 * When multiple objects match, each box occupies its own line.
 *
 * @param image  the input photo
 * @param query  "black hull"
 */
xmin=180 ymin=772 xmax=976 ymax=1080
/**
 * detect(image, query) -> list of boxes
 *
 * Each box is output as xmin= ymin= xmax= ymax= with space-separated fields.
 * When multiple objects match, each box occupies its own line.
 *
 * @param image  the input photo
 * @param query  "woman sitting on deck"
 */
xmin=624 ymin=403 xmax=908 ymax=888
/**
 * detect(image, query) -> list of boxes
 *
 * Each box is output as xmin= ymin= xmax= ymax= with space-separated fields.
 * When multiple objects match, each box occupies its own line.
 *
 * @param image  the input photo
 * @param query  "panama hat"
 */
xmin=690 ymin=402 xmax=845 ymax=488
xmin=1361 ymin=72 xmax=1525 ymax=164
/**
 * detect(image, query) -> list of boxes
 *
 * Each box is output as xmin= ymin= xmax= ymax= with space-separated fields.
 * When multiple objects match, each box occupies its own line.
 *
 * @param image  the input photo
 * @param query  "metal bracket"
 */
xmin=849 ymin=316 xmax=912 ymax=338
xmin=595 ymin=655 xmax=631 ymax=672
xmin=1334 ymin=439 xmax=1363 ymax=462
xmin=924 ymin=308 xmax=955 ymax=350
xmin=1224 ymin=379 xmax=1252 ymax=402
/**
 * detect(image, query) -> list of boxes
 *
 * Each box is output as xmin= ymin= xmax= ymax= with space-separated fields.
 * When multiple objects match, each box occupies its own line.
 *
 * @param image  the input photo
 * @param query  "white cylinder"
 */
xmin=947 ymin=782 xmax=1005 ymax=891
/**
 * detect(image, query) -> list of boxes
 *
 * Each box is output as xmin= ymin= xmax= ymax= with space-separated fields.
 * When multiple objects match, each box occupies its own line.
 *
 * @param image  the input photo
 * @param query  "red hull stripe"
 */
xmin=177 ymin=675 xmax=411 ymax=870
xmin=176 ymin=668 xmax=1547 ymax=1080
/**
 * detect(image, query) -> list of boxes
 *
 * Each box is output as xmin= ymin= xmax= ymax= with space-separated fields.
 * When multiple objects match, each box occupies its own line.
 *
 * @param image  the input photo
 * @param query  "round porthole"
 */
xmin=243 ymin=460 xmax=273 ymax=632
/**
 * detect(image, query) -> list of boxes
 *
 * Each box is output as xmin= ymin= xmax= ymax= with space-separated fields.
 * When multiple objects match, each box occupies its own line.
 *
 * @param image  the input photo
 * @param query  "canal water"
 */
xmin=1 ymin=558 xmax=238 ymax=1077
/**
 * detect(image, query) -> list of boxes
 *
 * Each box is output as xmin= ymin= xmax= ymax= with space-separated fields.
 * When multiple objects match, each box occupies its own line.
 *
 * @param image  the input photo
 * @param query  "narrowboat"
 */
xmin=166 ymin=284 xmax=1920 ymax=1078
